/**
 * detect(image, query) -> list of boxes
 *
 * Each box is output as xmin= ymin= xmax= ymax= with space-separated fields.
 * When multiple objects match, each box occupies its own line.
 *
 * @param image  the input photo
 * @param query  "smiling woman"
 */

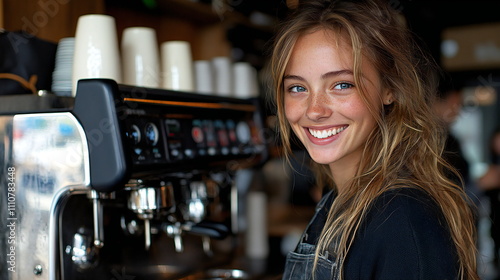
xmin=283 ymin=29 xmax=388 ymax=187
xmin=271 ymin=0 xmax=478 ymax=279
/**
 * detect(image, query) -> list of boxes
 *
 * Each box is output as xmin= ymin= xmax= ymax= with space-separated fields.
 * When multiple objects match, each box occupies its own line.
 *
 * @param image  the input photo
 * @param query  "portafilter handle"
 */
xmin=65 ymin=228 xmax=98 ymax=271
xmin=182 ymin=181 xmax=209 ymax=223
xmin=164 ymin=222 xmax=184 ymax=252
xmin=182 ymin=221 xmax=229 ymax=240
xmin=128 ymin=187 xmax=157 ymax=250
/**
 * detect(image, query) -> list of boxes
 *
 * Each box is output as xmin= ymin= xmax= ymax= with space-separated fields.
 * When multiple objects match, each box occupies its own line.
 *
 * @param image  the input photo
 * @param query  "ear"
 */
xmin=383 ymin=90 xmax=394 ymax=105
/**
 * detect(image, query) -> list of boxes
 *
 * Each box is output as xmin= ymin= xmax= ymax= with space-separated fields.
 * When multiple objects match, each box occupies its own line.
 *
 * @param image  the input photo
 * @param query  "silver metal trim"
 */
xmin=0 ymin=112 xmax=90 ymax=280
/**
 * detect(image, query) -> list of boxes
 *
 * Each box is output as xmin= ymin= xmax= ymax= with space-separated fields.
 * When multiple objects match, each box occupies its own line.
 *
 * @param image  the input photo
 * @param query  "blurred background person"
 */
xmin=434 ymin=76 xmax=479 ymax=207
xmin=478 ymin=128 xmax=500 ymax=275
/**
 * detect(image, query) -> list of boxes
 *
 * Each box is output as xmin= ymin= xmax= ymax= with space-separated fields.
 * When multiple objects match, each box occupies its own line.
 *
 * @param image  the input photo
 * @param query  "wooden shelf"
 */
xmin=1 ymin=0 xmax=276 ymax=61
xmin=156 ymin=0 xmax=221 ymax=24
xmin=109 ymin=0 xmax=275 ymax=32
xmin=0 ymin=0 xmax=4 ymax=28
xmin=2 ymin=0 xmax=105 ymax=43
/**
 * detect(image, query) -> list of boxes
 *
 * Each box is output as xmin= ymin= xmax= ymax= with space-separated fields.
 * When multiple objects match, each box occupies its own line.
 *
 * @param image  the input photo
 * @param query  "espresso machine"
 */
xmin=0 ymin=79 xmax=267 ymax=279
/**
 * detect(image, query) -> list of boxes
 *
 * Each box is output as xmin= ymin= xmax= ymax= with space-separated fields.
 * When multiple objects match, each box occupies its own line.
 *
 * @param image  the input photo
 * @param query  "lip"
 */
xmin=304 ymin=125 xmax=347 ymax=145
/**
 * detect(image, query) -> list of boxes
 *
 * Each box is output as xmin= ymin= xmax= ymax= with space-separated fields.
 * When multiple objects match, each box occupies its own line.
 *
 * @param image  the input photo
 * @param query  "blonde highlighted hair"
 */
xmin=270 ymin=0 xmax=477 ymax=279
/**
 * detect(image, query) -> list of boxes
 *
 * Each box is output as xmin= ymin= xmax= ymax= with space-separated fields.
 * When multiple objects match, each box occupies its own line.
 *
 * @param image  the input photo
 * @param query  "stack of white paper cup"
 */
xmin=233 ymin=62 xmax=259 ymax=98
xmin=212 ymin=56 xmax=233 ymax=97
xmin=52 ymin=37 xmax=75 ymax=96
xmin=72 ymin=14 xmax=122 ymax=96
xmin=161 ymin=41 xmax=194 ymax=92
xmin=194 ymin=60 xmax=215 ymax=94
xmin=121 ymin=27 xmax=160 ymax=88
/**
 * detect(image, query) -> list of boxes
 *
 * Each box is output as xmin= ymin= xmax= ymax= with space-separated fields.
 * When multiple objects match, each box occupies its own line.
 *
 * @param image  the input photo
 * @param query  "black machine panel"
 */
xmin=72 ymin=79 xmax=267 ymax=192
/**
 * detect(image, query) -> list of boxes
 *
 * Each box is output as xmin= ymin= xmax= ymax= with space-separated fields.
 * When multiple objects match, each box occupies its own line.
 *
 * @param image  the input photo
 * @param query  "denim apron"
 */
xmin=282 ymin=191 xmax=338 ymax=280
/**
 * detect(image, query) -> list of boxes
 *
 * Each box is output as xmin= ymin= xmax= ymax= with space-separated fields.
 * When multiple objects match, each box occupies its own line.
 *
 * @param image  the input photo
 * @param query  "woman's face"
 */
xmin=283 ymin=29 xmax=390 ymax=179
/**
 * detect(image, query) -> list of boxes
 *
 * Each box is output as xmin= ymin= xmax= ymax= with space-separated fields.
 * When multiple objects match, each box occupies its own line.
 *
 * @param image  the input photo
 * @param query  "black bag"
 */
xmin=0 ymin=30 xmax=57 ymax=95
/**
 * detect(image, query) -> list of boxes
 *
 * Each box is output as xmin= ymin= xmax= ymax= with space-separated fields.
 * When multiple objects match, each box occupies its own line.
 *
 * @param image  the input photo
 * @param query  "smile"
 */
xmin=308 ymin=126 xmax=347 ymax=139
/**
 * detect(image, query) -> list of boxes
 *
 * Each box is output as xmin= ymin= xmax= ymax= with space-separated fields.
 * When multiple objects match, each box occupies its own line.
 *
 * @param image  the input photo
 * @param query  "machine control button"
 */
xmin=226 ymin=120 xmax=237 ymax=142
xmin=152 ymin=148 xmax=163 ymax=159
xmin=137 ymin=154 xmax=146 ymax=161
xmin=144 ymin=123 xmax=159 ymax=146
xmin=166 ymin=119 xmax=181 ymax=137
xmin=208 ymin=147 xmax=216 ymax=156
xmin=129 ymin=124 xmax=141 ymax=145
xmin=171 ymin=149 xmax=180 ymax=157
xmin=203 ymin=120 xmax=216 ymax=148
xmin=236 ymin=121 xmax=251 ymax=144
xmin=191 ymin=127 xmax=204 ymax=143
xmin=184 ymin=149 xmax=194 ymax=158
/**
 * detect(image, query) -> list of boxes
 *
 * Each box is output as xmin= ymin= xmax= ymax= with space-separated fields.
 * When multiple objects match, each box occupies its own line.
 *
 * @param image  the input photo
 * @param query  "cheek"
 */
xmin=284 ymin=97 xmax=302 ymax=124
xmin=345 ymin=96 xmax=377 ymax=126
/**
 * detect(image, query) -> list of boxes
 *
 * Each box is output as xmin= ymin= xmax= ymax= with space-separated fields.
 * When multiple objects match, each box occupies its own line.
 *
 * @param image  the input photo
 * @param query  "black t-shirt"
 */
xmin=305 ymin=188 xmax=459 ymax=280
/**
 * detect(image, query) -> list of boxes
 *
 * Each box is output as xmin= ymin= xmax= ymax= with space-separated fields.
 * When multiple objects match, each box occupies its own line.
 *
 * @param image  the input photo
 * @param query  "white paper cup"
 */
xmin=245 ymin=191 xmax=269 ymax=259
xmin=212 ymin=56 xmax=233 ymax=97
xmin=121 ymin=27 xmax=160 ymax=88
xmin=72 ymin=14 xmax=122 ymax=96
xmin=161 ymin=41 xmax=194 ymax=92
xmin=194 ymin=60 xmax=215 ymax=94
xmin=233 ymin=62 xmax=259 ymax=98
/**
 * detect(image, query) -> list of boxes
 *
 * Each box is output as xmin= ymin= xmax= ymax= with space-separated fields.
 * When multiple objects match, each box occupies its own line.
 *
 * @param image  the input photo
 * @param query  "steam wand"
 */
xmin=89 ymin=190 xmax=104 ymax=248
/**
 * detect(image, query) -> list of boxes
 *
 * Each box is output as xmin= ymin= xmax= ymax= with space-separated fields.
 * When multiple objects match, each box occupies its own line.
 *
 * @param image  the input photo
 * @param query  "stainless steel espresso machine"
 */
xmin=0 ymin=79 xmax=267 ymax=280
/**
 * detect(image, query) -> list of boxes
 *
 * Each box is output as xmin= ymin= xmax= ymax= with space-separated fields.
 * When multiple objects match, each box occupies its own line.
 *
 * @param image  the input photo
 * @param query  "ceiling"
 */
xmin=401 ymin=0 xmax=500 ymax=28
xmin=400 ymin=0 xmax=500 ymax=61
xmin=245 ymin=0 xmax=500 ymax=80
xmin=246 ymin=0 xmax=500 ymax=50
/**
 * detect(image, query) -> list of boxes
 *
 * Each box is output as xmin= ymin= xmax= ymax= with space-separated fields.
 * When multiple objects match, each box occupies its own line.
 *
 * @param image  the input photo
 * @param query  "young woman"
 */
xmin=270 ymin=0 xmax=478 ymax=279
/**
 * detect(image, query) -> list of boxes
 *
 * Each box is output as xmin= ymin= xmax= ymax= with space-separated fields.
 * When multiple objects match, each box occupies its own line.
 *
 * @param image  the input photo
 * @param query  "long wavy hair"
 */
xmin=270 ymin=0 xmax=478 ymax=279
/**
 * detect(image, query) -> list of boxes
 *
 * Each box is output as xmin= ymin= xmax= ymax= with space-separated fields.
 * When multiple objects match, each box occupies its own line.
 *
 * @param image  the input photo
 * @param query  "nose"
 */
xmin=306 ymin=92 xmax=332 ymax=121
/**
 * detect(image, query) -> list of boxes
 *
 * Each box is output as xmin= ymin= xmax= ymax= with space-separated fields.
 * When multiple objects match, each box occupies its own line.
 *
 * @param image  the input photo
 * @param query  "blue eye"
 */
xmin=289 ymin=85 xmax=307 ymax=93
xmin=334 ymin=82 xmax=354 ymax=90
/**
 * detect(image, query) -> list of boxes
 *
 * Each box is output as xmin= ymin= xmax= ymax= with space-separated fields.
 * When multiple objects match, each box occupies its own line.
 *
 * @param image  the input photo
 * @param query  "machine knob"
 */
xmin=144 ymin=122 xmax=159 ymax=146
xmin=128 ymin=124 xmax=141 ymax=145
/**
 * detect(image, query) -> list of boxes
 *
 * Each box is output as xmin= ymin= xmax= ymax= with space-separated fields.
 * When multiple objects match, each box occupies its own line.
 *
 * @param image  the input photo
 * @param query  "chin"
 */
xmin=308 ymin=155 xmax=335 ymax=165
xmin=312 ymin=160 xmax=333 ymax=165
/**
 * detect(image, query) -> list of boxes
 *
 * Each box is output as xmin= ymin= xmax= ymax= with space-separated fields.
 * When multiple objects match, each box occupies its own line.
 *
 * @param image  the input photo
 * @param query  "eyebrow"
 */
xmin=283 ymin=69 xmax=354 ymax=81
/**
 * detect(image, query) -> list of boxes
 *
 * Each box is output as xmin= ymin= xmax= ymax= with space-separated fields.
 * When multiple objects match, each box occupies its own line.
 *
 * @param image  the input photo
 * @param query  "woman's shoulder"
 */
xmin=366 ymin=187 xmax=448 ymax=232
xmin=345 ymin=187 xmax=458 ymax=279
xmin=371 ymin=187 xmax=441 ymax=215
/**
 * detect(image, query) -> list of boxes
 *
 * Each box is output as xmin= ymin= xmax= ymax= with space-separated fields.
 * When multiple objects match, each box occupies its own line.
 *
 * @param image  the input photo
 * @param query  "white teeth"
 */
xmin=308 ymin=126 xmax=347 ymax=139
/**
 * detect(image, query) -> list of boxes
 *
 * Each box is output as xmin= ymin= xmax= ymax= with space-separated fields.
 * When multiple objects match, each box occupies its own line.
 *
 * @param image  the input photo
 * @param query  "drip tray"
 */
xmin=114 ymin=264 xmax=185 ymax=279
xmin=200 ymin=269 xmax=250 ymax=279
xmin=180 ymin=269 xmax=251 ymax=280
xmin=116 ymin=266 xmax=250 ymax=280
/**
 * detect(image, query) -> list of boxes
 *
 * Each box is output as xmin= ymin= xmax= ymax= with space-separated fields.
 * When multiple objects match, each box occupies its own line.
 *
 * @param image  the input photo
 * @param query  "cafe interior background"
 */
xmin=1 ymin=0 xmax=500 ymax=279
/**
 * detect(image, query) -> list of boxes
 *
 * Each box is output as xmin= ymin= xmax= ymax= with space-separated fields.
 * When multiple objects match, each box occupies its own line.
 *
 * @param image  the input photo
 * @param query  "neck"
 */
xmin=330 ymin=161 xmax=358 ymax=195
